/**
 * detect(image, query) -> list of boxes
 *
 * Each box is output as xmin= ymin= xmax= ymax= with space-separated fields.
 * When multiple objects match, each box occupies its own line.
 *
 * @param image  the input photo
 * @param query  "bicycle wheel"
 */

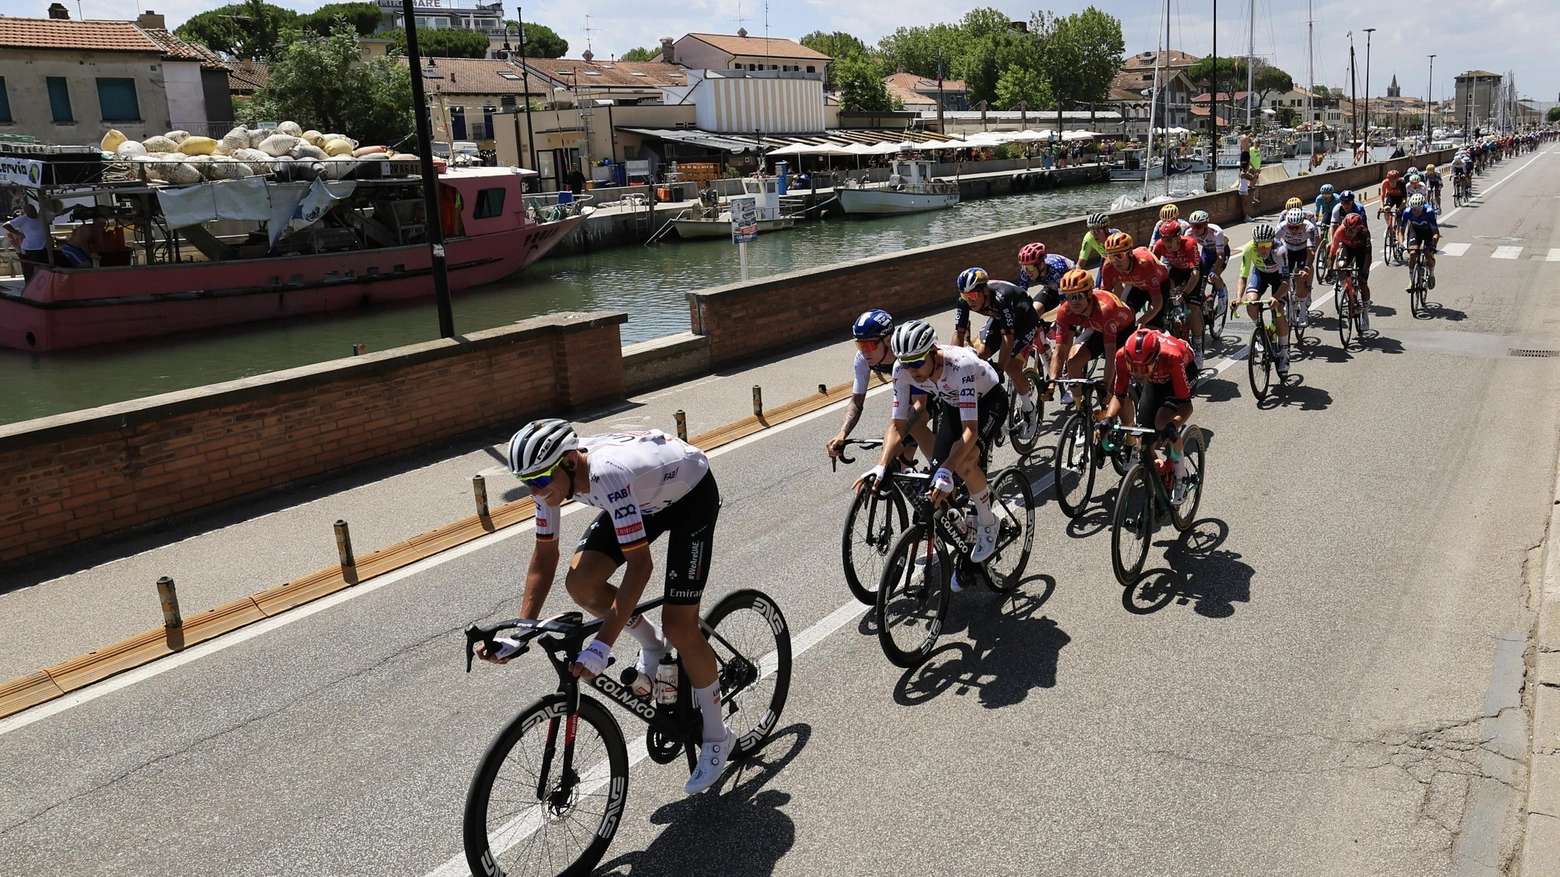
xmin=1008 ymin=369 xmax=1044 ymax=458
xmin=841 ymin=485 xmax=908 ymax=605
xmin=1204 ymin=288 xmax=1228 ymax=349
xmin=1288 ymin=294 xmax=1309 ymax=347
xmin=875 ymin=523 xmax=951 ymax=668
xmin=1409 ymin=264 xmax=1427 ymax=318
xmin=1246 ymin=325 xmax=1272 ymax=402
xmin=703 ymin=589 xmax=792 ymax=758
xmin=984 ymin=467 xmax=1035 ymax=593
xmin=464 ymin=694 xmax=628 ymax=877
xmin=1052 ymin=412 xmax=1097 ymax=518
xmin=1110 ymin=463 xmax=1155 ymax=586
xmin=1336 ymin=284 xmax=1355 ymax=348
xmin=1170 ymin=426 xmax=1207 ymax=532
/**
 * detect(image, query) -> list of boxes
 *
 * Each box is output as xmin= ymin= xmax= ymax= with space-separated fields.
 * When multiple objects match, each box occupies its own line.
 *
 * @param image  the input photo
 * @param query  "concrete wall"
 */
xmin=162 ymin=60 xmax=205 ymax=134
xmin=0 ymin=311 xmax=626 ymax=565
xmin=0 ymin=48 xmax=173 ymax=144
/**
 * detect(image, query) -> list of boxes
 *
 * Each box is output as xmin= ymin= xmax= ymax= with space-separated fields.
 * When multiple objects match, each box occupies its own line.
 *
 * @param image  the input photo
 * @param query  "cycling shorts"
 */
xmin=1167 ymin=265 xmax=1197 ymax=288
xmin=1244 ymin=270 xmax=1286 ymax=296
xmin=931 ymin=391 xmax=1007 ymax=469
xmin=576 ymin=470 xmax=720 ymax=605
xmin=1122 ymin=286 xmax=1167 ymax=330
xmin=979 ymin=318 xmax=1040 ymax=360
xmin=1136 ymin=377 xmax=1192 ymax=429
xmin=1076 ymin=328 xmax=1108 ymax=360
xmin=1406 ymin=226 xmax=1438 ymax=247
xmin=1381 ymin=194 xmax=1404 ymax=211
xmin=1427 ymin=178 xmax=1442 ymax=190
xmin=1285 ymin=248 xmax=1311 ymax=272
xmin=1336 ymin=244 xmax=1372 ymax=282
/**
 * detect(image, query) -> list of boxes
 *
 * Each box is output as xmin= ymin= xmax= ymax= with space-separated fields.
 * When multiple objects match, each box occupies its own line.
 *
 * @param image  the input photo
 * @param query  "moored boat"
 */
xmin=670 ymin=174 xmax=797 ymax=239
xmin=0 ymin=151 xmax=590 ymax=351
xmin=836 ymin=158 xmax=959 ymax=216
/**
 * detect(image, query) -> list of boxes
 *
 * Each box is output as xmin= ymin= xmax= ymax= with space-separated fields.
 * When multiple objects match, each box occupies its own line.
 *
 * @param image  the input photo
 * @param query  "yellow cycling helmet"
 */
xmin=1103 ymin=231 xmax=1135 ymax=254
xmin=1060 ymin=268 xmax=1094 ymax=293
xmin=1157 ymin=204 xmax=1180 ymax=221
xmin=1426 ymin=164 xmax=1437 ymax=172
xmin=1284 ymin=197 xmax=1304 ymax=210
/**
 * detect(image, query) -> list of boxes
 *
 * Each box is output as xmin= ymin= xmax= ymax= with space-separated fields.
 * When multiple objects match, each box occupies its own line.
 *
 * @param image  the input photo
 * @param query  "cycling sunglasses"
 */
xmin=899 ymin=352 xmax=931 ymax=369
xmin=855 ymin=338 xmax=882 ymax=352
xmin=519 ymin=460 xmax=564 ymax=491
xmin=1062 ymin=292 xmax=1091 ymax=303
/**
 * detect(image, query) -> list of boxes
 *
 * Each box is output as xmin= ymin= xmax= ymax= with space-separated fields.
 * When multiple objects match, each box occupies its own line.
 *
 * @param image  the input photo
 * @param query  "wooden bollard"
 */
xmin=352 ymin=343 xmax=367 ymax=355
xmin=752 ymin=385 xmax=763 ymax=417
xmin=674 ymin=410 xmax=687 ymax=442
xmin=473 ymin=474 xmax=489 ymax=517
xmin=334 ymin=520 xmax=355 ymax=568
xmin=818 ymin=383 xmax=827 ymax=394
xmin=156 ymin=576 xmax=183 ymax=629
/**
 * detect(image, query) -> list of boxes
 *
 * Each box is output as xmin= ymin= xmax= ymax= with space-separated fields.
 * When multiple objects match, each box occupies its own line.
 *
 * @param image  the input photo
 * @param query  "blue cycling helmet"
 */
xmin=1319 ymin=184 xmax=1334 ymax=195
xmin=956 ymin=267 xmax=989 ymax=295
xmin=852 ymin=309 xmax=893 ymax=340
xmin=1339 ymin=189 xmax=1355 ymax=201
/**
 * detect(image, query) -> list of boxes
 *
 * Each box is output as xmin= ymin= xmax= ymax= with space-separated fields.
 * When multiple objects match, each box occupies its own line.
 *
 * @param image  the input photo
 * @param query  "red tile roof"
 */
xmin=229 ymin=58 xmax=271 ymax=93
xmin=138 ymin=27 xmax=229 ymax=71
xmin=522 ymin=58 xmax=690 ymax=89
xmin=883 ymin=71 xmax=967 ymax=94
xmin=0 ymin=17 xmax=162 ymax=53
xmin=680 ymin=33 xmax=830 ymax=61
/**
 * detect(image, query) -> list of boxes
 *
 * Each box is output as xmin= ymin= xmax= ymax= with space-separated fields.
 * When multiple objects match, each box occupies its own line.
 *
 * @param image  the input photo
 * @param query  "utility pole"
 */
xmin=1426 ymin=54 xmax=1435 ymax=141
xmin=1208 ymin=0 xmax=1218 ymax=191
xmin=1348 ymin=33 xmax=1359 ymax=156
xmin=1363 ymin=27 xmax=1375 ymax=151
xmin=517 ymin=9 xmax=540 ymax=176
xmin=400 ymin=0 xmax=454 ymax=339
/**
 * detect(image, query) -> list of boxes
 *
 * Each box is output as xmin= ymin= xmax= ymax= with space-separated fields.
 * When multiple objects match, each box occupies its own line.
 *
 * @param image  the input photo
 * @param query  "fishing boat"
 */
xmin=670 ymin=174 xmax=796 ymax=239
xmin=836 ymin=158 xmax=959 ymax=216
xmin=0 ymin=147 xmax=590 ymax=351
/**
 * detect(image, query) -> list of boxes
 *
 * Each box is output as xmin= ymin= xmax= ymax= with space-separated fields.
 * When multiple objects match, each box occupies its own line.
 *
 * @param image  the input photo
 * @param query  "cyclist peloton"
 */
xmin=1328 ymin=212 xmax=1375 ymax=331
xmin=1016 ymin=241 xmax=1078 ymax=309
xmin=1147 ymin=204 xmax=1188 ymax=246
xmin=1278 ymin=207 xmax=1320 ymax=326
xmin=1237 ymin=223 xmax=1295 ymax=376
xmin=1099 ymin=327 xmax=1196 ymax=499
xmin=1400 ymin=194 xmax=1441 ymax=290
xmin=1150 ymin=219 xmax=1208 ymax=368
xmin=828 ymin=309 xmax=936 ymax=463
xmin=1046 ymin=268 xmax=1138 ymax=406
xmin=952 ymin=267 xmax=1042 ymax=439
xmin=492 ymin=420 xmax=736 ymax=794
xmin=859 ymin=321 xmax=1009 ymax=566
xmin=1404 ymin=173 xmax=1429 ymax=204
xmin=1099 ymin=232 xmax=1169 ymax=331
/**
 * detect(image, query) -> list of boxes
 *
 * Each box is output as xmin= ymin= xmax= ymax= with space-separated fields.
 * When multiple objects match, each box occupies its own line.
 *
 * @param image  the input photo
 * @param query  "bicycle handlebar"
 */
xmin=831 ymin=438 xmax=882 ymax=471
xmin=464 ymin=599 xmax=668 ymax=672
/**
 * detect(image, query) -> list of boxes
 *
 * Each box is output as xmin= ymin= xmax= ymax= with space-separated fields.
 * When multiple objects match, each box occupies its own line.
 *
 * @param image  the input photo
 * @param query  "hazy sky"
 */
xmin=8 ymin=0 xmax=1555 ymax=103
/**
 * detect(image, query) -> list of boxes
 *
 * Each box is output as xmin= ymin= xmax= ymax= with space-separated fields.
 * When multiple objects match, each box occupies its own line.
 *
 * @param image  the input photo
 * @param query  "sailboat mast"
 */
xmin=1164 ymin=0 xmax=1172 ymax=195
xmin=1306 ymin=0 xmax=1314 ymax=151
xmin=1144 ymin=0 xmax=1165 ymax=197
xmin=1246 ymin=0 xmax=1255 ymax=127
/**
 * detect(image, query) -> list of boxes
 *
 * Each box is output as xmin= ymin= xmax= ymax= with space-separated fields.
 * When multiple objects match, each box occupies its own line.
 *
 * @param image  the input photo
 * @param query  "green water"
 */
xmin=0 ymin=161 xmax=1319 ymax=425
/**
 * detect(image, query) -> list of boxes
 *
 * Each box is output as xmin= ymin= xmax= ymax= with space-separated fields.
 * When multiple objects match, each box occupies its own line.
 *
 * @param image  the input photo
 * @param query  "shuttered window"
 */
xmin=0 ymin=78 xmax=11 ymax=122
xmin=96 ymin=78 xmax=140 ymax=121
xmin=46 ymin=77 xmax=72 ymax=122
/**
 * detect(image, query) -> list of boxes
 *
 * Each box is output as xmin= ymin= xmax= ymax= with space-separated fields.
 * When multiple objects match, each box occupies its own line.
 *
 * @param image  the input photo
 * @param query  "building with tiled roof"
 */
xmin=882 ymin=72 xmax=968 ymax=113
xmin=519 ymin=56 xmax=691 ymax=104
xmin=664 ymin=30 xmax=830 ymax=79
xmin=0 ymin=6 xmax=173 ymax=144
xmin=1107 ymin=50 xmax=1196 ymax=135
xmin=228 ymin=59 xmax=272 ymax=96
xmin=133 ymin=13 xmax=235 ymax=136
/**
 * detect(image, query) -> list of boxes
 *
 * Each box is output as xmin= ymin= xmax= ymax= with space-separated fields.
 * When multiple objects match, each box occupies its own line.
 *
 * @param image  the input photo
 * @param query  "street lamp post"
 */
xmin=1363 ymin=27 xmax=1375 ymax=152
xmin=1426 ymin=54 xmax=1436 ymax=141
xmin=400 ymin=0 xmax=454 ymax=339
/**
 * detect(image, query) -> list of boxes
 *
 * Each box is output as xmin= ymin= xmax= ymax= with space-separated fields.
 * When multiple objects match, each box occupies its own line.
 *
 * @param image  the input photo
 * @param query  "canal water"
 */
xmin=0 ymin=156 xmax=1352 ymax=425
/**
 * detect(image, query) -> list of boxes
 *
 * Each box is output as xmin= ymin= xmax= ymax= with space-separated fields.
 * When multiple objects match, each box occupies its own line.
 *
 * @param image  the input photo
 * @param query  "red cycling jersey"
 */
xmin=1100 ymin=247 xmax=1168 ymax=296
xmin=1329 ymin=224 xmax=1371 ymax=255
xmin=1054 ymin=290 xmax=1137 ymax=347
xmin=1112 ymin=333 xmax=1194 ymax=399
xmin=1151 ymin=235 xmax=1202 ymax=270
xmin=1381 ymin=178 xmax=1406 ymax=198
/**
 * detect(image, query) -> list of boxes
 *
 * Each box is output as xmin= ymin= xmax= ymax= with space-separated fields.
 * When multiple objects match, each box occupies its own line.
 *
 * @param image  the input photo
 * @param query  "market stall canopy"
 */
xmin=619 ymin=127 xmax=772 ymax=153
xmin=1061 ymin=130 xmax=1102 ymax=141
xmin=766 ymin=142 xmax=857 ymax=156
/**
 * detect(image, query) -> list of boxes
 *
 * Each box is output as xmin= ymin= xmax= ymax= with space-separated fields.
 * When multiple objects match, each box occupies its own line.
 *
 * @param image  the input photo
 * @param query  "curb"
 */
xmin=1520 ymin=438 xmax=1560 ymax=873
xmin=0 ymin=377 xmax=869 ymax=721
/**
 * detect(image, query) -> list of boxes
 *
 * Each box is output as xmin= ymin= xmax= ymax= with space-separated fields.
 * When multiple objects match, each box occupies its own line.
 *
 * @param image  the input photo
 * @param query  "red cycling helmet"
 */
xmin=1343 ymin=212 xmax=1365 ymax=229
xmin=1157 ymin=220 xmax=1182 ymax=238
xmin=1018 ymin=242 xmax=1047 ymax=265
xmin=1387 ymin=169 xmax=1401 ymax=179
xmin=1122 ymin=328 xmax=1162 ymax=367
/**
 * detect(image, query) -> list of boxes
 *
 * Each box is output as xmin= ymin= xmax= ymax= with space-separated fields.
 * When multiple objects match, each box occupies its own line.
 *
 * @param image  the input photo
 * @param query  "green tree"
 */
xmin=835 ymin=55 xmax=893 ymax=112
xmin=1275 ymin=106 xmax=1298 ymax=127
xmin=994 ymin=64 xmax=1052 ymax=110
xmin=243 ymin=25 xmax=413 ymax=147
xmin=1186 ymin=55 xmax=1245 ymax=90
xmin=619 ymin=46 xmax=657 ymax=62
xmin=956 ymin=8 xmax=1035 ymax=107
xmin=1031 ymin=7 xmax=1124 ymax=126
xmin=375 ymin=27 xmax=490 ymax=58
xmin=503 ymin=21 xmax=568 ymax=58
xmin=299 ymin=2 xmax=382 ymax=37
xmin=800 ymin=30 xmax=870 ymax=88
xmin=1547 ymin=106 xmax=1560 ymax=123
xmin=1252 ymin=64 xmax=1294 ymax=102
xmin=877 ymin=23 xmax=963 ymax=80
xmin=175 ymin=0 xmax=299 ymax=60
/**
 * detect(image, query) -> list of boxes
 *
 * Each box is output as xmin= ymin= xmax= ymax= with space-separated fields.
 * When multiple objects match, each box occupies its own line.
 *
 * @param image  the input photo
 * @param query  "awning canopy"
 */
xmin=618 ymin=127 xmax=772 ymax=153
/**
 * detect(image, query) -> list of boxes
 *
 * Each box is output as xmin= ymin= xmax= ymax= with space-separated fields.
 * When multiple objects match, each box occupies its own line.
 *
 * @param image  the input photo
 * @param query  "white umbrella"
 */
xmin=764 ymin=143 xmax=814 ymax=155
xmin=1062 ymin=130 xmax=1101 ymax=141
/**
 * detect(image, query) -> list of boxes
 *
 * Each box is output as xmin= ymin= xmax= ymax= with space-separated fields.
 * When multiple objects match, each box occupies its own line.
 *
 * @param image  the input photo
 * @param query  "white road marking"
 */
xmin=1492 ymin=246 xmax=1523 ymax=260
xmin=1547 ymin=249 xmax=1560 ymax=263
xmin=1443 ymin=243 xmax=1472 ymax=257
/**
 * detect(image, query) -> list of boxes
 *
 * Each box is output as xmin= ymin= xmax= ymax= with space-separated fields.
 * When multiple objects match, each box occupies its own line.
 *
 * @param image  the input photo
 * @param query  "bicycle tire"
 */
xmin=875 ymin=523 xmax=951 ymax=668
xmin=1204 ymin=288 xmax=1228 ymax=348
xmin=1170 ymin=426 xmax=1207 ymax=532
xmin=1008 ymin=368 xmax=1045 ymax=457
xmin=464 ymin=694 xmax=628 ymax=877
xmin=1247 ymin=325 xmax=1272 ymax=401
xmin=1337 ymin=283 xmax=1355 ymax=348
xmin=703 ymin=588 xmax=792 ymax=758
xmin=841 ymin=484 xmax=908 ymax=606
xmin=983 ymin=467 xmax=1035 ymax=593
xmin=1110 ymin=463 xmax=1155 ymax=586
xmin=1288 ymin=294 xmax=1309 ymax=347
xmin=1410 ymin=263 xmax=1427 ymax=318
xmin=1052 ymin=412 xmax=1097 ymax=518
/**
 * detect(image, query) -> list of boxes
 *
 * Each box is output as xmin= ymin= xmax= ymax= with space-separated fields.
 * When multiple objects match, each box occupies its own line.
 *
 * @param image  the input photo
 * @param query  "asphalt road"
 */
xmin=4 ymin=149 xmax=1560 ymax=877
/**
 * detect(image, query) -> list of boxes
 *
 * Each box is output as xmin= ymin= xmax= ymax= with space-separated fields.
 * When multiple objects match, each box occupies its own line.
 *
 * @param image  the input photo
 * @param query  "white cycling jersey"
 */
xmin=534 ymin=430 xmax=709 ymax=547
xmin=1187 ymin=222 xmax=1226 ymax=253
xmin=890 ymin=344 xmax=1000 ymax=422
xmin=1278 ymin=219 xmax=1319 ymax=250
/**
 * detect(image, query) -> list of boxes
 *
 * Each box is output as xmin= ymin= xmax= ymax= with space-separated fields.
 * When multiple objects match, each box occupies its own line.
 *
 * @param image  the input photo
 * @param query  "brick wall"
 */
xmin=687 ymin=149 xmax=1457 ymax=367
xmin=0 ymin=311 xmax=627 ymax=565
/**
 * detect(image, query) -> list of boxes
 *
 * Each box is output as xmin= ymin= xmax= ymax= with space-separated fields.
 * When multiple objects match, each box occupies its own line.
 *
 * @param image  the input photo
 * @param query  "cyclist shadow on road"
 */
xmin=1418 ymin=302 xmax=1467 ymax=322
xmin=1196 ymin=374 xmax=1242 ymax=404
xmin=892 ymin=585 xmax=1072 ymax=710
xmin=1123 ymin=518 xmax=1252 ymax=619
xmin=592 ymin=724 xmax=810 ymax=877
xmin=1258 ymin=376 xmax=1332 ymax=412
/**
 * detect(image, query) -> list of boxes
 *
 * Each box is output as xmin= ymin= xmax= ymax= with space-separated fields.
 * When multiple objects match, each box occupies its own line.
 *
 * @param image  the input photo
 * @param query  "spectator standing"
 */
xmin=3 ymin=200 xmax=50 ymax=282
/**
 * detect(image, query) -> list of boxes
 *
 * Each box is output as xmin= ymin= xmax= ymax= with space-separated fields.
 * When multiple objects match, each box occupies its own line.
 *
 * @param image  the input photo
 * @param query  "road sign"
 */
xmin=730 ymin=196 xmax=759 ymax=244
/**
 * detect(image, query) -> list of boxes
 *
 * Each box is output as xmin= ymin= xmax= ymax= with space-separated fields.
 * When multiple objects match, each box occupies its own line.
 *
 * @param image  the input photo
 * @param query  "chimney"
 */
xmin=137 ymin=11 xmax=167 ymax=29
xmin=659 ymin=37 xmax=674 ymax=65
xmin=47 ymin=3 xmax=69 ymax=19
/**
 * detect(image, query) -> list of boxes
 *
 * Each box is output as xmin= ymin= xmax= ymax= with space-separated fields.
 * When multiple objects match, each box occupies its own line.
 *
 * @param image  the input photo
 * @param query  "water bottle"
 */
xmin=1155 ymin=457 xmax=1175 ymax=491
xmin=654 ymin=653 xmax=679 ymax=706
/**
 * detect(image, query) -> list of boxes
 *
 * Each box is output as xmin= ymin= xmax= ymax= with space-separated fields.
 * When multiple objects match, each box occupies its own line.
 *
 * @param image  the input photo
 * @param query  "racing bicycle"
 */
xmin=1100 ymin=422 xmax=1207 ymax=586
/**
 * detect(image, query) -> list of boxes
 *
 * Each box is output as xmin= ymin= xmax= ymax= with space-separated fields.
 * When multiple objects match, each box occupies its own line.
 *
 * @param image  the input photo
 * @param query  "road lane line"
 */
xmin=1438 ymin=148 xmax=1551 ymax=223
xmin=1492 ymin=246 xmax=1523 ymax=260
xmin=1547 ymin=249 xmax=1560 ymax=263
xmin=1443 ymin=243 xmax=1471 ymax=257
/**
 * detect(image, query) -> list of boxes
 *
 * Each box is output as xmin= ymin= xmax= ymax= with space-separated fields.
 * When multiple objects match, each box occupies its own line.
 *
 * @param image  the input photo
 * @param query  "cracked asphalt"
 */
xmin=3 ymin=148 xmax=1560 ymax=876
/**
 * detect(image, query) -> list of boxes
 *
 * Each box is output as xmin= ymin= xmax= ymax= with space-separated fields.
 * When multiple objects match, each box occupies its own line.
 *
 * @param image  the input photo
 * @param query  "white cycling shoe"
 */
xmin=685 ymin=726 xmax=738 ymax=794
xmin=971 ymin=521 xmax=999 ymax=564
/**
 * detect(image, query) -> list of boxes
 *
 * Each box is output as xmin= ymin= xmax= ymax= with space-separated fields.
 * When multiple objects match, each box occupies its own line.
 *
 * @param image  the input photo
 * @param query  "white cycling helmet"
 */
xmin=1408 ymin=194 xmax=1427 ymax=208
xmin=1284 ymin=208 xmax=1306 ymax=227
xmin=890 ymin=321 xmax=938 ymax=360
xmin=508 ymin=418 xmax=578 ymax=477
xmin=1252 ymin=223 xmax=1276 ymax=243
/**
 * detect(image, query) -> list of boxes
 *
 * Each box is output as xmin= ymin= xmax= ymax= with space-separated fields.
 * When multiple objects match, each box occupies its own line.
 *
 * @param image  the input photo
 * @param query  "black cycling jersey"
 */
xmin=954 ymin=279 xmax=1038 ymax=341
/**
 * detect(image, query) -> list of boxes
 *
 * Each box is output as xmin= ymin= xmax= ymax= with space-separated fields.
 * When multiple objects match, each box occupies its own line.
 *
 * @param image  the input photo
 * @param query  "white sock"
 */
xmin=1020 ymin=394 xmax=1035 ymax=413
xmin=972 ymin=487 xmax=996 ymax=526
xmin=693 ymin=681 xmax=728 ymax=742
xmin=626 ymin=614 xmax=666 ymax=666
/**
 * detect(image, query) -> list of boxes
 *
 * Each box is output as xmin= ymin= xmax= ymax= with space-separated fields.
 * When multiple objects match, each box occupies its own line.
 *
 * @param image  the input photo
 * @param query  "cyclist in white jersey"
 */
xmin=858 ymin=321 xmax=1007 ymax=564
xmin=828 ymin=309 xmax=935 ymax=462
xmin=1278 ymin=208 xmax=1320 ymax=325
xmin=486 ymin=421 xmax=736 ymax=795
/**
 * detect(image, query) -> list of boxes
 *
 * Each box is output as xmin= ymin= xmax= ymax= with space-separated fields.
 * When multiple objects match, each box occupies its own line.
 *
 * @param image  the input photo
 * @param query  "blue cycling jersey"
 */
xmin=1313 ymin=195 xmax=1339 ymax=223
xmin=1019 ymin=253 xmax=1076 ymax=292
xmin=1399 ymin=206 xmax=1439 ymax=231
